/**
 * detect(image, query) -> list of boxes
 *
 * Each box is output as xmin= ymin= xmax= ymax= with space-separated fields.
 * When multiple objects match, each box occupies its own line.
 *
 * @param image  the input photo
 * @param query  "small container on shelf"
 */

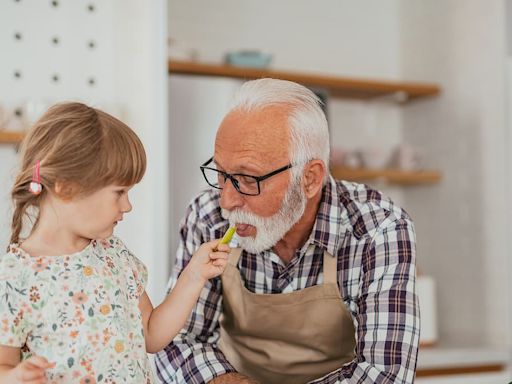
xmin=0 ymin=103 xmax=25 ymax=144
xmin=417 ymin=274 xmax=438 ymax=347
xmin=225 ymin=50 xmax=272 ymax=69
xmin=330 ymin=147 xmax=363 ymax=169
xmin=360 ymin=146 xmax=391 ymax=170
xmin=0 ymin=100 xmax=44 ymax=144
xmin=390 ymin=143 xmax=424 ymax=171
xmin=167 ymin=38 xmax=198 ymax=62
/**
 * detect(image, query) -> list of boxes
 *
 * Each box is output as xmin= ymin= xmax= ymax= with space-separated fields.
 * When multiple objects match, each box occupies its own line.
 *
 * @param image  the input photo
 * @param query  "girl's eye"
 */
xmin=115 ymin=190 xmax=125 ymax=196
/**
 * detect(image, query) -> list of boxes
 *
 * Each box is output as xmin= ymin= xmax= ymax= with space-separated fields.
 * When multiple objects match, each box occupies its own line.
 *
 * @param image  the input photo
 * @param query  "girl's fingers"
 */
xmin=212 ymin=259 xmax=228 ymax=268
xmin=17 ymin=356 xmax=54 ymax=383
xmin=26 ymin=378 xmax=47 ymax=384
xmin=26 ymin=355 xmax=54 ymax=369
xmin=214 ymin=243 xmax=230 ymax=253
xmin=209 ymin=251 xmax=229 ymax=260
xmin=19 ymin=367 xmax=46 ymax=381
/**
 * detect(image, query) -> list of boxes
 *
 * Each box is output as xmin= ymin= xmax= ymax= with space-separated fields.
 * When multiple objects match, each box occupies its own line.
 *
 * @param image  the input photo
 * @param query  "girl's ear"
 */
xmin=54 ymin=181 xmax=78 ymax=201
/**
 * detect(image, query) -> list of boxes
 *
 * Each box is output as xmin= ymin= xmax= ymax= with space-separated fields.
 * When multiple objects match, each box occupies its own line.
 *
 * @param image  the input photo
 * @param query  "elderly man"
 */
xmin=155 ymin=78 xmax=419 ymax=384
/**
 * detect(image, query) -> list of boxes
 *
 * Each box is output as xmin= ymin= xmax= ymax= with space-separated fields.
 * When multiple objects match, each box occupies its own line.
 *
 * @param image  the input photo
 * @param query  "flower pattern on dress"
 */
xmin=0 ymin=236 xmax=154 ymax=383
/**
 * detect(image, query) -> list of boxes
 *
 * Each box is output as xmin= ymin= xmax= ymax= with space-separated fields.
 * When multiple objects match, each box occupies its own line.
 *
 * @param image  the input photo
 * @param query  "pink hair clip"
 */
xmin=29 ymin=160 xmax=42 ymax=195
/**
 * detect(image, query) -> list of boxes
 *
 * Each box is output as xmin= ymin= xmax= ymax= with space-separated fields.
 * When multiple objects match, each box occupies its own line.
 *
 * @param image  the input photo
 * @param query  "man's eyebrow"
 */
xmin=212 ymin=158 xmax=224 ymax=170
xmin=212 ymin=158 xmax=260 ymax=175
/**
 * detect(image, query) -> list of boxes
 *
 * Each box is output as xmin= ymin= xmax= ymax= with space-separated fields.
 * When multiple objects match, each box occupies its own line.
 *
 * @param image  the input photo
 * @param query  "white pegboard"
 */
xmin=0 ymin=0 xmax=171 ymax=303
xmin=0 ymin=0 xmax=119 ymax=247
xmin=0 ymin=0 xmax=119 ymax=126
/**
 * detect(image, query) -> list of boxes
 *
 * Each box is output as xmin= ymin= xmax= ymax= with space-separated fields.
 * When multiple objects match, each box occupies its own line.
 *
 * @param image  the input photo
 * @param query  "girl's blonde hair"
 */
xmin=9 ymin=102 xmax=146 ymax=246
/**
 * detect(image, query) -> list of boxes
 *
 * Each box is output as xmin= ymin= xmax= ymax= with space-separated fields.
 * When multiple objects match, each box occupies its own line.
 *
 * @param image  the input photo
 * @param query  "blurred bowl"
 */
xmin=225 ymin=51 xmax=272 ymax=68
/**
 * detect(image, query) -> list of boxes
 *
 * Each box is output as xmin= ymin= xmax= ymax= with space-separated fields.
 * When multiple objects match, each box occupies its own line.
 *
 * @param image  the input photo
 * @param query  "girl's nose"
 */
xmin=122 ymin=195 xmax=132 ymax=213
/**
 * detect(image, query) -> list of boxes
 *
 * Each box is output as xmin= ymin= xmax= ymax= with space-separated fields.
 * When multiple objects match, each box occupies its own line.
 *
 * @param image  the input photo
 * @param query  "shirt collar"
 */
xmin=304 ymin=175 xmax=348 ymax=257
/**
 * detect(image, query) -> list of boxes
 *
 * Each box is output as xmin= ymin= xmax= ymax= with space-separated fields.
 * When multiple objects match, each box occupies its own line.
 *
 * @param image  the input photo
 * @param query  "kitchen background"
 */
xmin=1 ymin=0 xmax=511 ymax=382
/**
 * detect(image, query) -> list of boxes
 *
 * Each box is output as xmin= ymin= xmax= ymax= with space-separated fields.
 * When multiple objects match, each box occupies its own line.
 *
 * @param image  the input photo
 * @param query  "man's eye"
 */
xmin=239 ymin=176 xmax=257 ymax=184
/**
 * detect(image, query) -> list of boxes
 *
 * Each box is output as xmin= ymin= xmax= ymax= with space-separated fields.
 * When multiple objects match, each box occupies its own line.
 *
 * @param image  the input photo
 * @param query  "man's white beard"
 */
xmin=221 ymin=177 xmax=307 ymax=254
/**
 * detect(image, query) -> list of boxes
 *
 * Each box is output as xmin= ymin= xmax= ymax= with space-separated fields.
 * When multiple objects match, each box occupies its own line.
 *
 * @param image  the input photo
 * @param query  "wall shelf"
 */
xmin=416 ymin=346 xmax=509 ymax=378
xmin=168 ymin=60 xmax=441 ymax=102
xmin=0 ymin=131 xmax=25 ymax=144
xmin=331 ymin=166 xmax=442 ymax=185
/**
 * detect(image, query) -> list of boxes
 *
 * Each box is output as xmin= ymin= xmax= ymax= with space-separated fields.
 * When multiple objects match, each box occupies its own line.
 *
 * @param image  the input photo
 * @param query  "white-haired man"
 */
xmin=155 ymin=78 xmax=419 ymax=384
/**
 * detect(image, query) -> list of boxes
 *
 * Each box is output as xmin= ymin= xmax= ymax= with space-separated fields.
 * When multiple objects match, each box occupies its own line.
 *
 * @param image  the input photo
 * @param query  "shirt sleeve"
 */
xmin=155 ymin=194 xmax=236 ymax=383
xmin=309 ymin=217 xmax=420 ymax=384
xmin=0 ymin=254 xmax=31 ymax=347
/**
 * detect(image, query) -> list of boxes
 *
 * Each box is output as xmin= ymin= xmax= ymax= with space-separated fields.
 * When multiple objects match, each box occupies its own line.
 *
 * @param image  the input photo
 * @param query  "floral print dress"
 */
xmin=0 ymin=236 xmax=154 ymax=383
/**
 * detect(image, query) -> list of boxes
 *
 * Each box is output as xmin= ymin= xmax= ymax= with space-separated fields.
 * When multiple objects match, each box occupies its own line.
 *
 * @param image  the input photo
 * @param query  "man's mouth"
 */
xmin=235 ymin=223 xmax=253 ymax=237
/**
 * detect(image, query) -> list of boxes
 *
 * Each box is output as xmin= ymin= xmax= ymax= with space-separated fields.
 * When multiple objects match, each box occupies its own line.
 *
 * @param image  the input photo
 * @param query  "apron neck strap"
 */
xmin=229 ymin=248 xmax=243 ymax=266
xmin=323 ymin=250 xmax=337 ymax=284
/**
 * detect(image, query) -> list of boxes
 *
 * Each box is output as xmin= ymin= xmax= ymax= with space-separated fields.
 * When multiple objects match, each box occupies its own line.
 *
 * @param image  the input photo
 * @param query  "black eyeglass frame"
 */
xmin=200 ymin=156 xmax=294 ymax=196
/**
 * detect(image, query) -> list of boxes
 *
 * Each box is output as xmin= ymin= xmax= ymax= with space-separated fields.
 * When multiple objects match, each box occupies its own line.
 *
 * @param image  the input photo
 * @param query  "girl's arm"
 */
xmin=0 ymin=345 xmax=54 ymax=383
xmin=139 ymin=240 xmax=229 ymax=354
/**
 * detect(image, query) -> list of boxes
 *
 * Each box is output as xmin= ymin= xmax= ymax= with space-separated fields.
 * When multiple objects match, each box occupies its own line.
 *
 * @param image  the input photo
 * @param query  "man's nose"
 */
xmin=220 ymin=178 xmax=244 ymax=211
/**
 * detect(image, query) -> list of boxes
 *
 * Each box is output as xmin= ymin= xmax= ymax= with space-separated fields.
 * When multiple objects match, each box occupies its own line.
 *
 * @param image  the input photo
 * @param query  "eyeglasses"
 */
xmin=200 ymin=157 xmax=293 ymax=196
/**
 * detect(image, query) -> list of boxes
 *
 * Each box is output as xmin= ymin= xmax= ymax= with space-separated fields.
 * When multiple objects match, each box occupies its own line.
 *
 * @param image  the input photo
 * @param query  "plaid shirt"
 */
xmin=155 ymin=177 xmax=419 ymax=384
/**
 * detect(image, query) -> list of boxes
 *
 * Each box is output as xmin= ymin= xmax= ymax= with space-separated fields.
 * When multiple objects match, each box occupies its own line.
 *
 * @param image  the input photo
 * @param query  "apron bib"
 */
xmin=219 ymin=248 xmax=356 ymax=384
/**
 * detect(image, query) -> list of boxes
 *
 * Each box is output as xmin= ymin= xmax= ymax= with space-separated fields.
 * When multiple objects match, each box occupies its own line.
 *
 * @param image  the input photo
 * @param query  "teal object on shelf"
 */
xmin=225 ymin=51 xmax=272 ymax=68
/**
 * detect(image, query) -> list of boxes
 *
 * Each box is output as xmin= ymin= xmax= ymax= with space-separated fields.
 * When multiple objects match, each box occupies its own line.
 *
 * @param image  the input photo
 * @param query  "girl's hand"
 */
xmin=9 ymin=355 xmax=55 ymax=383
xmin=186 ymin=240 xmax=230 ymax=283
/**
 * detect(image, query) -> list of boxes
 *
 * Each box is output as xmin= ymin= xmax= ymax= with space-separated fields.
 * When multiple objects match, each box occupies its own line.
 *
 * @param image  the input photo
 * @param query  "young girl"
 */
xmin=0 ymin=102 xmax=230 ymax=383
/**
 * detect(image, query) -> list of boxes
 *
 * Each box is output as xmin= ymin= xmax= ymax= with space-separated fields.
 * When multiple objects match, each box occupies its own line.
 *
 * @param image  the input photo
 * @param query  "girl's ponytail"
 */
xmin=10 ymin=199 xmax=30 ymax=247
xmin=9 ymin=170 xmax=43 ymax=248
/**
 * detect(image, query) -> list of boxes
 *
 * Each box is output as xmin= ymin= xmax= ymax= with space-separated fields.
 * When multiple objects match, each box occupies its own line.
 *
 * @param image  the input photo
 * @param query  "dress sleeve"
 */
xmin=112 ymin=237 xmax=148 ymax=299
xmin=0 ymin=253 xmax=31 ymax=347
xmin=129 ymin=252 xmax=148 ymax=299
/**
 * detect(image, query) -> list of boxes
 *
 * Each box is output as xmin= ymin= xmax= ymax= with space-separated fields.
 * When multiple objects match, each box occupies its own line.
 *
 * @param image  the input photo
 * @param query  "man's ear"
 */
xmin=54 ymin=180 xmax=78 ymax=201
xmin=301 ymin=160 xmax=326 ymax=198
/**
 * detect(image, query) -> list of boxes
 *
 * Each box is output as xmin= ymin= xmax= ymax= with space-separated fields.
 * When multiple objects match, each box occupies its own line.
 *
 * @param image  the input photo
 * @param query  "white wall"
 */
xmin=0 ymin=0 xmax=169 ymax=302
xmin=400 ymin=0 xmax=509 ymax=346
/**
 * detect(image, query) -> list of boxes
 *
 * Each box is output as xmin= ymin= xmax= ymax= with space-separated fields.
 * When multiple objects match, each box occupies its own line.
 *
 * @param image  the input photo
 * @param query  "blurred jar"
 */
xmin=417 ymin=275 xmax=438 ymax=347
xmin=391 ymin=144 xmax=423 ymax=170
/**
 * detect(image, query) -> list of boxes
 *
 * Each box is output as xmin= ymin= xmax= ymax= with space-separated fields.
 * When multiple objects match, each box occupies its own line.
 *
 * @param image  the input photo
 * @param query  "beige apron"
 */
xmin=219 ymin=248 xmax=356 ymax=384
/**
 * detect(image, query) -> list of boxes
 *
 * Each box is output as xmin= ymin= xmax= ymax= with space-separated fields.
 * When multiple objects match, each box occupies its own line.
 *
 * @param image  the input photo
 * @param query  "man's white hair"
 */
xmin=229 ymin=78 xmax=330 ymax=183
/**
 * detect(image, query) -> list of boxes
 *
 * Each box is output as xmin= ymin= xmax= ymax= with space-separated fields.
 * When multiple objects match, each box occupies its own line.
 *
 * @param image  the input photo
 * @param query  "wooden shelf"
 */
xmin=416 ymin=363 xmax=505 ymax=377
xmin=416 ymin=346 xmax=509 ymax=378
xmin=331 ymin=167 xmax=442 ymax=185
xmin=0 ymin=131 xmax=25 ymax=144
xmin=168 ymin=60 xmax=441 ymax=102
